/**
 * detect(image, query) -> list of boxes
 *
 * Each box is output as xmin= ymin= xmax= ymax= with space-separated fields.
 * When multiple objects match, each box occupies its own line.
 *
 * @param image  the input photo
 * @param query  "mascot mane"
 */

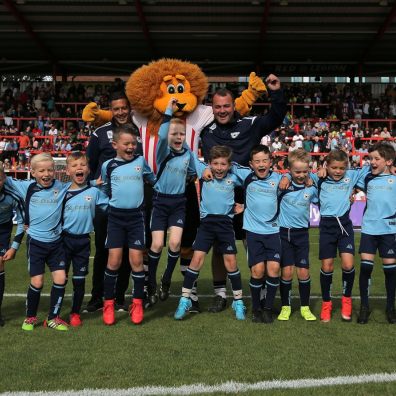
xmin=125 ymin=58 xmax=208 ymax=124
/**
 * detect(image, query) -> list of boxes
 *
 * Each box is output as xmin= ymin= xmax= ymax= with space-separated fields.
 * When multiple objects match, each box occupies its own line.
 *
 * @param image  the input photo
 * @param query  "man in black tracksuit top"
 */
xmin=200 ymin=74 xmax=287 ymax=312
xmin=85 ymin=91 xmax=141 ymax=312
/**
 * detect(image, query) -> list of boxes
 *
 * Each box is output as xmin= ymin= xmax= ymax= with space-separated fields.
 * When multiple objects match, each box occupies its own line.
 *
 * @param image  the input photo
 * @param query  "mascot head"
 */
xmin=125 ymin=58 xmax=208 ymax=125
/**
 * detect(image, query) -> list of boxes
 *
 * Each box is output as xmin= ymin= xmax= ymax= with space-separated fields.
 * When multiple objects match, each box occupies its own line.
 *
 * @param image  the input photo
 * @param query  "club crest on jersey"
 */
xmin=53 ymin=189 xmax=59 ymax=197
xmin=230 ymin=132 xmax=240 ymax=139
xmin=269 ymin=181 xmax=276 ymax=187
xmin=303 ymin=193 xmax=310 ymax=200
xmin=388 ymin=178 xmax=394 ymax=184
xmin=209 ymin=124 xmax=216 ymax=131
xmin=226 ymin=178 xmax=233 ymax=185
xmin=84 ymin=195 xmax=92 ymax=202
xmin=343 ymin=177 xmax=350 ymax=183
xmin=107 ymin=130 xmax=113 ymax=139
xmin=135 ymin=166 xmax=142 ymax=172
xmin=137 ymin=136 xmax=142 ymax=144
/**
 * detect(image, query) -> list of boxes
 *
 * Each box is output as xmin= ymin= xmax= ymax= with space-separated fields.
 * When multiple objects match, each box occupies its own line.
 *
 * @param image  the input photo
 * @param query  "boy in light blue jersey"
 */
xmin=355 ymin=143 xmax=396 ymax=324
xmin=147 ymin=98 xmax=197 ymax=308
xmin=0 ymin=164 xmax=25 ymax=326
xmin=174 ymin=145 xmax=247 ymax=321
xmin=5 ymin=153 xmax=71 ymax=331
xmin=277 ymin=149 xmax=318 ymax=322
xmin=62 ymin=152 xmax=108 ymax=327
xmin=231 ymin=145 xmax=284 ymax=324
xmin=101 ymin=125 xmax=155 ymax=326
xmin=310 ymin=150 xmax=369 ymax=323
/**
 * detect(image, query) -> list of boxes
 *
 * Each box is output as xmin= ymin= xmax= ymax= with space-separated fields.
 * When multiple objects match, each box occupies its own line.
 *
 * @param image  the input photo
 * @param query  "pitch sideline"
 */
xmin=2 ymin=372 xmax=396 ymax=395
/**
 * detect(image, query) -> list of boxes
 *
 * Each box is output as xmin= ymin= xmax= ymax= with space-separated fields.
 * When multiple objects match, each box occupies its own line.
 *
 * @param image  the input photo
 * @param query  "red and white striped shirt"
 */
xmin=133 ymin=105 xmax=213 ymax=173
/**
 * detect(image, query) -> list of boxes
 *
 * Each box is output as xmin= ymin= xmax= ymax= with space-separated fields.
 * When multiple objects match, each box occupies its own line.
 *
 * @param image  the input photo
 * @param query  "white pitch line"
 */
xmin=2 ymin=293 xmax=387 ymax=299
xmin=2 ymin=372 xmax=396 ymax=396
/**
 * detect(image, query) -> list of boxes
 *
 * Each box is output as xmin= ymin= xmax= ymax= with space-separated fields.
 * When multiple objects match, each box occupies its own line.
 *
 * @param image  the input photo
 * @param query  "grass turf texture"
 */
xmin=1 ymin=229 xmax=396 ymax=394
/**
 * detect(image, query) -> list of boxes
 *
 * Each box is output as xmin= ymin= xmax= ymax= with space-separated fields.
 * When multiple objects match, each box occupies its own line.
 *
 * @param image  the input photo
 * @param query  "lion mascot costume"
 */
xmin=82 ymin=58 xmax=266 ymax=304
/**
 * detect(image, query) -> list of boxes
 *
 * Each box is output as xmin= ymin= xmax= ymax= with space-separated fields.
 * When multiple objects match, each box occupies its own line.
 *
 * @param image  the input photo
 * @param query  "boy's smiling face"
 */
xmin=369 ymin=150 xmax=393 ymax=175
xmin=31 ymin=160 xmax=55 ymax=188
xmin=66 ymin=157 xmax=89 ymax=187
xmin=290 ymin=160 xmax=309 ymax=185
xmin=250 ymin=151 xmax=271 ymax=178
xmin=112 ymin=132 xmax=137 ymax=161
xmin=168 ymin=124 xmax=186 ymax=152
xmin=209 ymin=157 xmax=231 ymax=179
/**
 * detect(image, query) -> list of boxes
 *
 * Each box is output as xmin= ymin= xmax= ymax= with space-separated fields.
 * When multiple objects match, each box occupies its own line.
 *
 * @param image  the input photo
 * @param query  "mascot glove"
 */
xmin=82 ymin=102 xmax=113 ymax=126
xmin=248 ymin=72 xmax=267 ymax=97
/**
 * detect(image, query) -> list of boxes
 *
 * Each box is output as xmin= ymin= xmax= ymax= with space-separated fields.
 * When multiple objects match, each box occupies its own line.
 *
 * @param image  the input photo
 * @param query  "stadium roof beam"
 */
xmin=2 ymin=0 xmax=60 ymax=73
xmin=134 ymin=0 xmax=156 ymax=57
xmin=359 ymin=2 xmax=396 ymax=68
xmin=256 ymin=0 xmax=272 ymax=73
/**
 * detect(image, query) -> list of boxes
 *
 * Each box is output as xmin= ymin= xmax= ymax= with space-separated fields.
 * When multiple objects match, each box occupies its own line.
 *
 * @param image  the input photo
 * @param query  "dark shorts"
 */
xmin=193 ymin=215 xmax=237 ymax=254
xmin=319 ymin=214 xmax=355 ymax=260
xmin=27 ymin=236 xmax=66 ymax=277
xmin=280 ymin=227 xmax=310 ymax=268
xmin=246 ymin=231 xmax=281 ymax=267
xmin=106 ymin=207 xmax=146 ymax=250
xmin=233 ymin=186 xmax=246 ymax=240
xmin=150 ymin=192 xmax=186 ymax=231
xmin=63 ymin=232 xmax=91 ymax=277
xmin=181 ymin=180 xmax=200 ymax=248
xmin=0 ymin=221 xmax=12 ymax=256
xmin=359 ymin=233 xmax=396 ymax=259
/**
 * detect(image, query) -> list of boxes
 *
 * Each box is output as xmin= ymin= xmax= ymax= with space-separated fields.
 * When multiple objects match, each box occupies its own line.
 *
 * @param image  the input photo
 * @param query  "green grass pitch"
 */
xmin=1 ymin=228 xmax=396 ymax=395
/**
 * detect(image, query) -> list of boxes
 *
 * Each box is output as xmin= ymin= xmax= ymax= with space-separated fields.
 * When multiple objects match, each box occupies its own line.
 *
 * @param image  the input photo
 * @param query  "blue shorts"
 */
xmin=150 ymin=192 xmax=186 ymax=231
xmin=193 ymin=215 xmax=237 ymax=254
xmin=280 ymin=227 xmax=310 ymax=268
xmin=0 ymin=221 xmax=12 ymax=256
xmin=319 ymin=214 xmax=355 ymax=260
xmin=246 ymin=231 xmax=281 ymax=267
xmin=27 ymin=236 xmax=66 ymax=277
xmin=63 ymin=232 xmax=90 ymax=277
xmin=106 ymin=207 xmax=145 ymax=250
xmin=359 ymin=233 xmax=396 ymax=259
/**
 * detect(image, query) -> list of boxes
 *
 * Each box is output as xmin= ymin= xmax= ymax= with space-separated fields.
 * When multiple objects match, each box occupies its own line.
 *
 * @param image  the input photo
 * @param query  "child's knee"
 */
xmin=168 ymin=239 xmax=181 ymax=252
xmin=281 ymin=265 xmax=294 ymax=280
xmin=151 ymin=240 xmax=164 ymax=252
xmin=297 ymin=267 xmax=309 ymax=280
xmin=251 ymin=265 xmax=264 ymax=279
xmin=31 ymin=276 xmax=44 ymax=289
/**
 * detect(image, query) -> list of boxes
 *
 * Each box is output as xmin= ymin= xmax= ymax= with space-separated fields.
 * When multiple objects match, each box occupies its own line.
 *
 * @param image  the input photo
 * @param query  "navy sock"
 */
xmin=342 ymin=267 xmax=355 ymax=297
xmin=48 ymin=282 xmax=66 ymax=320
xmin=71 ymin=277 xmax=85 ymax=314
xmin=0 ymin=271 xmax=4 ymax=308
xmin=249 ymin=277 xmax=263 ymax=311
xmin=143 ymin=259 xmax=149 ymax=292
xmin=359 ymin=260 xmax=374 ymax=307
xmin=298 ymin=277 xmax=311 ymax=306
xmin=148 ymin=249 xmax=161 ymax=290
xmin=26 ymin=284 xmax=42 ymax=317
xmin=182 ymin=268 xmax=199 ymax=298
xmin=264 ymin=276 xmax=279 ymax=310
xmin=162 ymin=249 xmax=180 ymax=283
xmin=383 ymin=263 xmax=396 ymax=311
xmin=213 ymin=280 xmax=227 ymax=299
xmin=320 ymin=270 xmax=333 ymax=302
xmin=280 ymin=278 xmax=292 ymax=306
xmin=103 ymin=269 xmax=118 ymax=300
xmin=132 ymin=271 xmax=145 ymax=299
xmin=180 ymin=257 xmax=190 ymax=276
xmin=228 ymin=269 xmax=243 ymax=300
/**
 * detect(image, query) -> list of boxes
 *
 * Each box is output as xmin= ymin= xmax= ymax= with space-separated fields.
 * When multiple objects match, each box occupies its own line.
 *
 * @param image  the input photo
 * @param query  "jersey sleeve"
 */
xmin=11 ymin=200 xmax=25 ymax=250
xmin=251 ymin=90 xmax=287 ymax=137
xmin=100 ymin=161 xmax=111 ymax=196
xmin=143 ymin=159 xmax=156 ymax=185
xmin=187 ymin=152 xmax=197 ymax=177
xmin=156 ymin=111 xmax=172 ymax=167
xmin=230 ymin=163 xmax=252 ymax=182
xmin=190 ymin=152 xmax=208 ymax=179
xmin=5 ymin=177 xmax=34 ymax=198
xmin=95 ymin=189 xmax=109 ymax=212
xmin=353 ymin=165 xmax=370 ymax=189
